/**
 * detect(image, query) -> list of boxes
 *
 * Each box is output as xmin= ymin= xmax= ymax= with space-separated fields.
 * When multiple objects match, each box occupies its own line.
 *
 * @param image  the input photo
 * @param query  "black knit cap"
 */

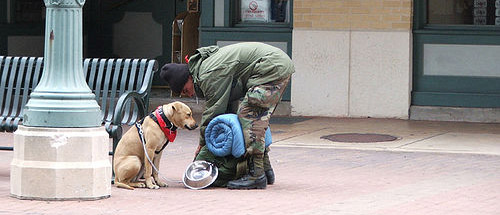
xmin=160 ymin=63 xmax=190 ymax=94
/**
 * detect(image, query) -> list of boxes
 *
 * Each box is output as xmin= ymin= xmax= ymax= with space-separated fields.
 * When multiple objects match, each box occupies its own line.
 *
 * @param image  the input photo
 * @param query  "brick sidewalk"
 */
xmin=1 ymin=127 xmax=499 ymax=215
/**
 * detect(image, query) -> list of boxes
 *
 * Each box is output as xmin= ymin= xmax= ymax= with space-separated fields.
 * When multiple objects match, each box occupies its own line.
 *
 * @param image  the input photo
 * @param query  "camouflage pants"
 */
xmin=238 ymin=76 xmax=291 ymax=155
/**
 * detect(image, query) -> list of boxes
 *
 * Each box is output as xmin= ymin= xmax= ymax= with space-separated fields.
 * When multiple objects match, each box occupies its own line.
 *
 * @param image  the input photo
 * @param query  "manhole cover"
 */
xmin=321 ymin=133 xmax=398 ymax=143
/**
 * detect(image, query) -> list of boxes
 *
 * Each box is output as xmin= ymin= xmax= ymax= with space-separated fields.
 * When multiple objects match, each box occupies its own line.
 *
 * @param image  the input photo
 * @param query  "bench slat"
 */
xmin=100 ymin=59 xmax=114 ymax=121
xmin=129 ymin=59 xmax=148 ymax=124
xmin=94 ymin=59 xmax=107 ymax=118
xmin=143 ymin=60 xmax=156 ymax=111
xmin=83 ymin=59 xmax=90 ymax=79
xmin=19 ymin=58 xmax=38 ymax=117
xmin=31 ymin=58 xmax=43 ymax=90
xmin=119 ymin=59 xmax=131 ymax=96
xmin=1 ymin=57 xmax=19 ymax=129
xmin=10 ymin=58 xmax=27 ymax=118
xmin=106 ymin=59 xmax=122 ymax=124
xmin=4 ymin=57 xmax=19 ymax=113
xmin=119 ymin=59 xmax=133 ymax=125
xmin=87 ymin=59 xmax=98 ymax=90
xmin=5 ymin=57 xmax=27 ymax=131
xmin=0 ymin=57 xmax=9 ymax=130
xmin=0 ymin=57 xmax=12 ymax=118
xmin=0 ymin=57 xmax=10 ymax=122
xmin=122 ymin=59 xmax=139 ymax=124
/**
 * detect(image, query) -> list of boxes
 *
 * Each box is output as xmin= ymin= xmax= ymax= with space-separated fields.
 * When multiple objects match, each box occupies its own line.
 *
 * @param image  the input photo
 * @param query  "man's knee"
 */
xmin=246 ymin=145 xmax=265 ymax=155
xmin=246 ymin=86 xmax=281 ymax=108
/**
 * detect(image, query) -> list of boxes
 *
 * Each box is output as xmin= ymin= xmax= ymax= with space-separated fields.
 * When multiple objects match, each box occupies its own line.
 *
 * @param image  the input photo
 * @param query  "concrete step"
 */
xmin=410 ymin=105 xmax=500 ymax=123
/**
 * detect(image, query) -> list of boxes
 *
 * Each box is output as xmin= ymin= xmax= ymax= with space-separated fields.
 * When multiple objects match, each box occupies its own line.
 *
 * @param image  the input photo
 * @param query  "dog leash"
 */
xmin=136 ymin=122 xmax=183 ymax=184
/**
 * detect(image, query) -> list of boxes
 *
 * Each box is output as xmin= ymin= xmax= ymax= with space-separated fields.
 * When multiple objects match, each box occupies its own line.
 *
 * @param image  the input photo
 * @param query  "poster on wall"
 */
xmin=496 ymin=0 xmax=500 ymax=25
xmin=474 ymin=0 xmax=488 ymax=24
xmin=241 ymin=0 xmax=271 ymax=22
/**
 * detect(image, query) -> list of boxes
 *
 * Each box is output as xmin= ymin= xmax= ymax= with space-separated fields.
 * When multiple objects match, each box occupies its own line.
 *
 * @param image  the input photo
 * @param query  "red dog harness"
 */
xmin=135 ymin=106 xmax=177 ymax=155
xmin=151 ymin=106 xmax=177 ymax=143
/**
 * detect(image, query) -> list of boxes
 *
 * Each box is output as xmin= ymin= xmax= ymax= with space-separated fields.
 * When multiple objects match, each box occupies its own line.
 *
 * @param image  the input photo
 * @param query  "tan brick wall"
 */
xmin=294 ymin=0 xmax=413 ymax=30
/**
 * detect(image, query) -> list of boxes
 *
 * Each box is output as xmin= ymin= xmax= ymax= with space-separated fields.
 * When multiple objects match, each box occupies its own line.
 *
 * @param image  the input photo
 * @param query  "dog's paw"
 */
xmin=157 ymin=181 xmax=168 ymax=187
xmin=136 ymin=183 xmax=146 ymax=188
xmin=147 ymin=184 xmax=160 ymax=189
xmin=146 ymin=177 xmax=160 ymax=189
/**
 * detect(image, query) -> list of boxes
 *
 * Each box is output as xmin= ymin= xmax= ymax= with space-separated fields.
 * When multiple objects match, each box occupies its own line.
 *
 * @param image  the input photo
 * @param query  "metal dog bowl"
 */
xmin=183 ymin=160 xmax=218 ymax=190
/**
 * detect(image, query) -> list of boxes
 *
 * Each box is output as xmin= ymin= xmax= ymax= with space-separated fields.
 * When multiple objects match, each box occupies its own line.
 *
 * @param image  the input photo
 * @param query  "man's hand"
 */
xmin=193 ymin=144 xmax=202 ymax=160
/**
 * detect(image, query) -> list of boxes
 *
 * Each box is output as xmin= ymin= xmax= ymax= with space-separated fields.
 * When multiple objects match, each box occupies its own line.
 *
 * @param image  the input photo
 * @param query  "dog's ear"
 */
xmin=163 ymin=104 xmax=174 ymax=116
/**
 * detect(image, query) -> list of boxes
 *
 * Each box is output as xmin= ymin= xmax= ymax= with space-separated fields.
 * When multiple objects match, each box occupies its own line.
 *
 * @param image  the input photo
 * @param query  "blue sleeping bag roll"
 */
xmin=205 ymin=114 xmax=272 ymax=158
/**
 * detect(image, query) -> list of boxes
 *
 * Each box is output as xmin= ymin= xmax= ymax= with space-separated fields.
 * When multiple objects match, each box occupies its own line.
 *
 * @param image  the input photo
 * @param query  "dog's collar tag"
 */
xmin=154 ymin=106 xmax=177 ymax=142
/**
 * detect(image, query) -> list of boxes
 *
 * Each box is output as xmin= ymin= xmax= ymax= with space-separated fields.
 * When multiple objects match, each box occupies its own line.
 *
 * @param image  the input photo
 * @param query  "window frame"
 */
xmin=230 ymin=0 xmax=293 ymax=29
xmin=414 ymin=0 xmax=500 ymax=33
xmin=411 ymin=0 xmax=500 ymax=108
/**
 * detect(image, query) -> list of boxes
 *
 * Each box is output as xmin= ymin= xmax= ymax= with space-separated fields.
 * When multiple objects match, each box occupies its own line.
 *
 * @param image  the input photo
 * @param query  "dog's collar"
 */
xmin=150 ymin=106 xmax=177 ymax=144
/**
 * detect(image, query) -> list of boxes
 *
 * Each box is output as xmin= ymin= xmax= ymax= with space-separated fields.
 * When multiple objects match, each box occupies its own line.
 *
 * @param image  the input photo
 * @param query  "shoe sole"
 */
xmin=227 ymin=184 xmax=266 ymax=189
xmin=227 ymin=178 xmax=267 ymax=190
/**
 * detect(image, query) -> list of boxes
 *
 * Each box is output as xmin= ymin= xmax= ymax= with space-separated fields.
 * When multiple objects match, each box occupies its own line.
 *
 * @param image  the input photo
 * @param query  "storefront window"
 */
xmin=237 ymin=0 xmax=290 ymax=24
xmin=427 ymin=0 xmax=500 ymax=25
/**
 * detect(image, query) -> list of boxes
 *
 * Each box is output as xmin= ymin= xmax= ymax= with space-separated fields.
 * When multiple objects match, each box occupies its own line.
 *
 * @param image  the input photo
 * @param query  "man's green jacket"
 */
xmin=188 ymin=42 xmax=295 ymax=146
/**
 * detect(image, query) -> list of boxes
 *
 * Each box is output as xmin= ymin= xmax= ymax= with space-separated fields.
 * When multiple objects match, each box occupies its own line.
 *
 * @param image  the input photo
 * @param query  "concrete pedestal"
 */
xmin=10 ymin=126 xmax=111 ymax=200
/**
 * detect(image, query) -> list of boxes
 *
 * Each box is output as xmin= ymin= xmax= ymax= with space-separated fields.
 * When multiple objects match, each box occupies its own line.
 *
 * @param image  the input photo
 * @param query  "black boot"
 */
xmin=265 ymin=169 xmax=275 ymax=185
xmin=264 ymin=148 xmax=275 ymax=185
xmin=227 ymin=155 xmax=267 ymax=189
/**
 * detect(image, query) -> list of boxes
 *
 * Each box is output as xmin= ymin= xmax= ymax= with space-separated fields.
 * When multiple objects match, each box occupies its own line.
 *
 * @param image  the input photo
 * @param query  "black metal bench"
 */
xmin=0 ymin=56 xmax=158 ymax=154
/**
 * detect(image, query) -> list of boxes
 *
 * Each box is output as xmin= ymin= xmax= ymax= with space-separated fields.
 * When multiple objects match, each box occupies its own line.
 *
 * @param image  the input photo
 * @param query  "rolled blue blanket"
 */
xmin=205 ymin=114 xmax=272 ymax=158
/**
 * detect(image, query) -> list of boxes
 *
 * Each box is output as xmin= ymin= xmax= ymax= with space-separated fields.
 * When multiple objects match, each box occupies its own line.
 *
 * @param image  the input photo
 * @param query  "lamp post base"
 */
xmin=23 ymin=94 xmax=101 ymax=128
xmin=10 ymin=126 xmax=111 ymax=201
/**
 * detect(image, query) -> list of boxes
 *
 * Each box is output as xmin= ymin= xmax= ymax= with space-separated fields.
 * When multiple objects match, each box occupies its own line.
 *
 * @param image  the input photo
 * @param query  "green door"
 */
xmin=413 ymin=0 xmax=500 ymax=108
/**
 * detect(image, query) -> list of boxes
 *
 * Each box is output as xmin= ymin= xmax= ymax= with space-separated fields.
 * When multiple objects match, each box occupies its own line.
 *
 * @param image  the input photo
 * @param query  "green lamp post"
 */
xmin=10 ymin=0 xmax=111 ymax=200
xmin=23 ymin=0 xmax=100 ymax=127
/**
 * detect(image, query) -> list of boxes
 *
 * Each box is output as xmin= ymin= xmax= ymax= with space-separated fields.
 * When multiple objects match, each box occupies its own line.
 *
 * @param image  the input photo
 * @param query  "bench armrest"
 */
xmin=110 ymin=59 xmax=157 ymax=128
xmin=111 ymin=91 xmax=147 ymax=126
xmin=107 ymin=91 xmax=148 ymax=155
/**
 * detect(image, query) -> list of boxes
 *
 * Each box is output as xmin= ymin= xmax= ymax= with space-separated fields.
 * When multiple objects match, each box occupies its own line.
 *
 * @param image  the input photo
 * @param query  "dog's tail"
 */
xmin=114 ymin=181 xmax=135 ymax=190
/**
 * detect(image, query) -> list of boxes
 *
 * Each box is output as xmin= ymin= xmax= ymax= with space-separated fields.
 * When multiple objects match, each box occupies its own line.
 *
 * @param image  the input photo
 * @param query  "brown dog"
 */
xmin=113 ymin=101 xmax=197 ymax=190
